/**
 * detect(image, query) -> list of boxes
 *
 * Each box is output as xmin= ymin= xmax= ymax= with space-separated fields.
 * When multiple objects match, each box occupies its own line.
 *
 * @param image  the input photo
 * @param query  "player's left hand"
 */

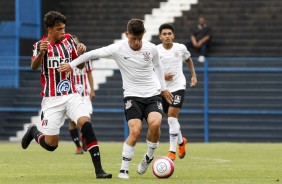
xmin=90 ymin=89 xmax=95 ymax=100
xmin=161 ymin=90 xmax=174 ymax=104
xmin=190 ymin=76 xmax=197 ymax=87
xmin=77 ymin=43 xmax=86 ymax=55
xmin=58 ymin=63 xmax=72 ymax=72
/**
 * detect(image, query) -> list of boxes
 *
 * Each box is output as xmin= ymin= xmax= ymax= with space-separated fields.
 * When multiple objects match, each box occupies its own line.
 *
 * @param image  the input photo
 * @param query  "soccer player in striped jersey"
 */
xmin=68 ymin=35 xmax=95 ymax=154
xmin=58 ymin=19 xmax=173 ymax=179
xmin=21 ymin=11 xmax=111 ymax=179
xmin=157 ymin=23 xmax=197 ymax=161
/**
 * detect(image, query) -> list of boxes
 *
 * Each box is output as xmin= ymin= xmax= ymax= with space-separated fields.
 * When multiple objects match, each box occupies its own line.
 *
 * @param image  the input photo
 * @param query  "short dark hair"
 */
xmin=127 ymin=19 xmax=145 ymax=35
xmin=159 ymin=23 xmax=174 ymax=35
xmin=44 ymin=11 xmax=66 ymax=29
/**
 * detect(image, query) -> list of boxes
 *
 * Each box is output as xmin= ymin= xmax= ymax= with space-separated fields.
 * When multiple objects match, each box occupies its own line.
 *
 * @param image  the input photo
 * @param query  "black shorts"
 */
xmin=162 ymin=89 xmax=185 ymax=114
xmin=124 ymin=95 xmax=163 ymax=121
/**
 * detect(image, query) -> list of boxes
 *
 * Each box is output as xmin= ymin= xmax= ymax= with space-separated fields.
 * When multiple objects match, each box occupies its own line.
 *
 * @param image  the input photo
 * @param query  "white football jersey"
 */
xmin=157 ymin=43 xmax=191 ymax=92
xmin=72 ymin=39 xmax=166 ymax=97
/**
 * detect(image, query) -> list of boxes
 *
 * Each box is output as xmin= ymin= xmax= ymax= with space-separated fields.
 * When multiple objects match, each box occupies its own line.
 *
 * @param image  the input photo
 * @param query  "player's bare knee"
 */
xmin=77 ymin=116 xmax=91 ymax=129
xmin=129 ymin=129 xmax=141 ymax=140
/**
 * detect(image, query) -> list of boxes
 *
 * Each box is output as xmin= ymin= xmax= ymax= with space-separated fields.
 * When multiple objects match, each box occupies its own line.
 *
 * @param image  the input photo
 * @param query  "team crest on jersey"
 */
xmin=143 ymin=52 xmax=151 ymax=62
xmin=75 ymin=84 xmax=84 ymax=94
xmin=125 ymin=100 xmax=132 ymax=110
xmin=57 ymin=80 xmax=71 ymax=93
xmin=42 ymin=119 xmax=48 ymax=127
xmin=174 ymin=51 xmax=179 ymax=58
xmin=173 ymin=95 xmax=181 ymax=105
xmin=157 ymin=101 xmax=163 ymax=110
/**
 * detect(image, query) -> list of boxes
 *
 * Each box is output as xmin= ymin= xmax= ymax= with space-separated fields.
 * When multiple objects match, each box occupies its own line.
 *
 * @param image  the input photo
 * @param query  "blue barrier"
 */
xmin=0 ymin=0 xmax=41 ymax=87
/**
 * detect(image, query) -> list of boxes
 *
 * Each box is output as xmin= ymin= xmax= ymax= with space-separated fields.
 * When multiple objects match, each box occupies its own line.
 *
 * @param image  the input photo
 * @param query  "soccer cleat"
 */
xmin=167 ymin=152 xmax=176 ymax=161
xmin=21 ymin=124 xmax=36 ymax=149
xmin=96 ymin=169 xmax=112 ymax=179
xmin=178 ymin=137 xmax=187 ymax=159
xmin=80 ymin=134 xmax=87 ymax=152
xmin=118 ymin=170 xmax=129 ymax=179
xmin=75 ymin=147 xmax=84 ymax=154
xmin=137 ymin=154 xmax=153 ymax=175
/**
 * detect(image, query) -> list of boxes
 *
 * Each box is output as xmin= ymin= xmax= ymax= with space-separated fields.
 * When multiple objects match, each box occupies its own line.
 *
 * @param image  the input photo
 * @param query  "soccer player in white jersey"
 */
xmin=157 ymin=23 xmax=197 ymax=161
xmin=21 ymin=11 xmax=112 ymax=179
xmin=58 ymin=19 xmax=173 ymax=179
xmin=68 ymin=35 xmax=95 ymax=154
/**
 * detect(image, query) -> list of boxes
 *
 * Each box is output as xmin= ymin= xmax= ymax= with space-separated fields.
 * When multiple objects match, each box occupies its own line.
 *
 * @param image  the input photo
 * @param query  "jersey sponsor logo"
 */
xmin=57 ymin=80 xmax=71 ymax=93
xmin=173 ymin=95 xmax=181 ymax=105
xmin=143 ymin=52 xmax=151 ymax=62
xmin=124 ymin=56 xmax=130 ymax=59
xmin=125 ymin=100 xmax=132 ymax=110
xmin=75 ymin=84 xmax=84 ymax=94
xmin=47 ymin=56 xmax=72 ymax=68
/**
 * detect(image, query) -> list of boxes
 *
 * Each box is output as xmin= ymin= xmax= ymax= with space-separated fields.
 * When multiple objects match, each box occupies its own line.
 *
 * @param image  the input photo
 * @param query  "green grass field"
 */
xmin=0 ymin=141 xmax=281 ymax=184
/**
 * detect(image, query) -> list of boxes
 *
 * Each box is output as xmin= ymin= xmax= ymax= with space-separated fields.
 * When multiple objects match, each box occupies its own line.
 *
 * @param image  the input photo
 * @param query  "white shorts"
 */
xmin=82 ymin=95 xmax=93 ymax=115
xmin=41 ymin=93 xmax=90 ymax=135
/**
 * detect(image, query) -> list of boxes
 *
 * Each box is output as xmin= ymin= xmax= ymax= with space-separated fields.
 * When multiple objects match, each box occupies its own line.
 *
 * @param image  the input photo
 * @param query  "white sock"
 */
xmin=146 ymin=140 xmax=158 ymax=159
xmin=120 ymin=142 xmax=135 ymax=171
xmin=169 ymin=134 xmax=178 ymax=152
xmin=177 ymin=130 xmax=184 ymax=145
xmin=168 ymin=117 xmax=180 ymax=152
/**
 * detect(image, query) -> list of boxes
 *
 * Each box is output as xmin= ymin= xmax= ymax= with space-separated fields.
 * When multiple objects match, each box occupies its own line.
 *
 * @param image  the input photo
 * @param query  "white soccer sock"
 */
xmin=177 ymin=130 xmax=184 ymax=145
xmin=168 ymin=117 xmax=180 ymax=152
xmin=120 ymin=142 xmax=135 ymax=171
xmin=146 ymin=140 xmax=158 ymax=159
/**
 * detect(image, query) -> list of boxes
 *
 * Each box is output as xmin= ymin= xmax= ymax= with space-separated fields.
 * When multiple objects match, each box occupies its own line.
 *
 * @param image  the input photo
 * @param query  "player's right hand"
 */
xmin=40 ymin=41 xmax=48 ymax=54
xmin=58 ymin=63 xmax=72 ymax=72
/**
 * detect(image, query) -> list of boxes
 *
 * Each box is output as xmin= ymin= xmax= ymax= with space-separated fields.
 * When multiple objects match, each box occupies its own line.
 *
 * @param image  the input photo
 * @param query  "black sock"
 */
xmin=81 ymin=122 xmax=102 ymax=173
xmin=31 ymin=126 xmax=57 ymax=151
xmin=39 ymin=136 xmax=57 ymax=151
xmin=69 ymin=128 xmax=81 ymax=148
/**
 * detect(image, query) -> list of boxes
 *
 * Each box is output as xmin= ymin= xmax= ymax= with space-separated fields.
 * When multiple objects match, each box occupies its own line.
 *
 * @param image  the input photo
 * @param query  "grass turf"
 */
xmin=0 ymin=141 xmax=281 ymax=184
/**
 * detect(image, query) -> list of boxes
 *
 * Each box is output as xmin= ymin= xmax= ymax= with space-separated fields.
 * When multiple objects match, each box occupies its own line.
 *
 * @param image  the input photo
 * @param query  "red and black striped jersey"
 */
xmin=73 ymin=61 xmax=93 ymax=96
xmin=32 ymin=34 xmax=79 ymax=97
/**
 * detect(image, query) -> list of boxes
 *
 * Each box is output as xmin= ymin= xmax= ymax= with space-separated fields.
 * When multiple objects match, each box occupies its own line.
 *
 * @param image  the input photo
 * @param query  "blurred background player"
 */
xmin=21 ymin=11 xmax=112 ymax=179
xmin=68 ymin=35 xmax=95 ymax=154
xmin=157 ymin=23 xmax=197 ymax=161
xmin=58 ymin=19 xmax=173 ymax=179
xmin=185 ymin=16 xmax=212 ymax=62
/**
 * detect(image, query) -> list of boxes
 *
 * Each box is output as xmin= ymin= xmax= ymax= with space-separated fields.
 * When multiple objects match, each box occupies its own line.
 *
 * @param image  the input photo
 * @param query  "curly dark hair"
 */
xmin=44 ymin=11 xmax=66 ymax=29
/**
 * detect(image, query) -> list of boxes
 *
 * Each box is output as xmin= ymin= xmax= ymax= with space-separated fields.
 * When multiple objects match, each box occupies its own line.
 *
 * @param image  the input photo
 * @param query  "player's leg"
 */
xmin=68 ymin=119 xmax=83 ymax=154
xmin=137 ymin=111 xmax=162 ymax=175
xmin=67 ymin=94 xmax=112 ymax=179
xmin=118 ymin=118 xmax=142 ymax=179
xmin=118 ymin=97 xmax=143 ymax=179
xmin=81 ymin=95 xmax=94 ymax=152
xmin=167 ymin=107 xmax=181 ymax=161
xmin=137 ymin=95 xmax=163 ymax=175
xmin=168 ymin=90 xmax=187 ymax=159
xmin=22 ymin=100 xmax=66 ymax=151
